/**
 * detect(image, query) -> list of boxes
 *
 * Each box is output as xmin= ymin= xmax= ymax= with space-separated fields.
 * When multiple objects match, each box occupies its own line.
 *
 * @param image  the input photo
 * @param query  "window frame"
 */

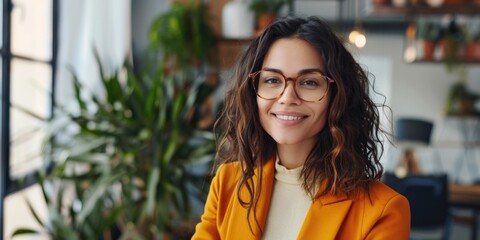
xmin=0 ymin=0 xmax=58 ymax=237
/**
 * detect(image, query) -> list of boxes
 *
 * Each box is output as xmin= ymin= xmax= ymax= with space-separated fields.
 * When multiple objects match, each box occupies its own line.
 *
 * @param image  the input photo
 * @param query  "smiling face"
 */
xmin=257 ymin=38 xmax=331 ymax=152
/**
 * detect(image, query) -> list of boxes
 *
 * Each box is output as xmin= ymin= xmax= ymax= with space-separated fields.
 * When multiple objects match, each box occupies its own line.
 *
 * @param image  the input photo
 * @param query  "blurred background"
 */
xmin=1 ymin=0 xmax=479 ymax=239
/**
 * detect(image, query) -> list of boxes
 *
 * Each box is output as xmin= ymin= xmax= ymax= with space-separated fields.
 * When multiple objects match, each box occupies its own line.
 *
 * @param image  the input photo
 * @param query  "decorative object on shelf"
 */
xmin=416 ymin=19 xmax=442 ymax=61
xmin=440 ymin=16 xmax=465 ymax=71
xmin=394 ymin=118 xmax=434 ymax=178
xmin=249 ymin=0 xmax=289 ymax=35
xmin=464 ymin=23 xmax=480 ymax=60
xmin=444 ymin=67 xmax=479 ymax=116
xmin=404 ymin=22 xmax=418 ymax=62
xmin=392 ymin=0 xmax=408 ymax=7
xmin=373 ymin=0 xmax=390 ymax=6
xmin=222 ymin=0 xmax=255 ymax=39
xmin=426 ymin=0 xmax=445 ymax=7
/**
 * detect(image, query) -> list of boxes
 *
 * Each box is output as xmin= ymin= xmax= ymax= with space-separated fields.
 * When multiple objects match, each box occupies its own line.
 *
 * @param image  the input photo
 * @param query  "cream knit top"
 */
xmin=262 ymin=158 xmax=314 ymax=240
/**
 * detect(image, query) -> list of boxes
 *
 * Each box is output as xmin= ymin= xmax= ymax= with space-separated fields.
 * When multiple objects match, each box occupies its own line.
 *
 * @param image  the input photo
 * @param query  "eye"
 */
xmin=298 ymin=77 xmax=323 ymax=88
xmin=259 ymin=73 xmax=284 ymax=86
xmin=264 ymin=77 xmax=282 ymax=84
xmin=300 ymin=79 xmax=320 ymax=86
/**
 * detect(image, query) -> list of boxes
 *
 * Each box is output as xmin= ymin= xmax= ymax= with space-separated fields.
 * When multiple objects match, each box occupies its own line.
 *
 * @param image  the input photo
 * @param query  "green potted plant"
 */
xmin=12 ymin=52 xmax=217 ymax=240
xmin=444 ymin=67 xmax=479 ymax=116
xmin=464 ymin=28 xmax=480 ymax=61
xmin=149 ymin=2 xmax=217 ymax=72
xmin=249 ymin=0 xmax=290 ymax=34
xmin=416 ymin=20 xmax=442 ymax=61
xmin=440 ymin=17 xmax=465 ymax=72
xmin=12 ymin=2 xmax=218 ymax=239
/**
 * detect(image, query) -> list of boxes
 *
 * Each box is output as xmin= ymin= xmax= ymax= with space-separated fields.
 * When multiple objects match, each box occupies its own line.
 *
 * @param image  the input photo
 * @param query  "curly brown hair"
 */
xmin=213 ymin=16 xmax=389 ymax=230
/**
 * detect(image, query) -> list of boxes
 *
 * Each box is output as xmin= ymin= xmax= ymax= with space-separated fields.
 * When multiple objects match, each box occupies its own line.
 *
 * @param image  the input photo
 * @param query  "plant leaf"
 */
xmin=11 ymin=228 xmax=42 ymax=238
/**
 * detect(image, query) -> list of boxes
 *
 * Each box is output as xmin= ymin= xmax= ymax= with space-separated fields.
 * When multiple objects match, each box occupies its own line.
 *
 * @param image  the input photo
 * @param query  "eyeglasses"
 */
xmin=249 ymin=69 xmax=335 ymax=102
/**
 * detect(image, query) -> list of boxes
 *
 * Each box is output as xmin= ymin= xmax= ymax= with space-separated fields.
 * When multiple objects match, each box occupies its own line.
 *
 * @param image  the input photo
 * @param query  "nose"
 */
xmin=277 ymin=81 xmax=301 ymax=105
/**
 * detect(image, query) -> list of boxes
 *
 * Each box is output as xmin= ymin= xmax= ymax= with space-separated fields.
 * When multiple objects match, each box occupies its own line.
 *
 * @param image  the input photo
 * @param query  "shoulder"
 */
xmin=361 ymin=180 xmax=410 ymax=214
xmin=349 ymin=180 xmax=410 ymax=239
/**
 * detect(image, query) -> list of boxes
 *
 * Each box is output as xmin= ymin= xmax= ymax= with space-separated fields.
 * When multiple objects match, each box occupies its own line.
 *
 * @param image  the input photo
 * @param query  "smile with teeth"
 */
xmin=275 ymin=114 xmax=306 ymax=121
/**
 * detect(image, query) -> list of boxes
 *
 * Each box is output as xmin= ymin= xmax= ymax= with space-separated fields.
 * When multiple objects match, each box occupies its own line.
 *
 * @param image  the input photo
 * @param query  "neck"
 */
xmin=276 ymin=143 xmax=314 ymax=169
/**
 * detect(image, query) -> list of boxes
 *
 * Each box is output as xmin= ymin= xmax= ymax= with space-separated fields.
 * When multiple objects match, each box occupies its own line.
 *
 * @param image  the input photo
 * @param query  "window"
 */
xmin=1 ymin=0 xmax=58 ymax=237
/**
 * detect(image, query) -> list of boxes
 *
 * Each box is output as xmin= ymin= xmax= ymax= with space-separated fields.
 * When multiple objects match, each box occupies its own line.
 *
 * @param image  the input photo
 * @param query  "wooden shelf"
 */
xmin=410 ymin=59 xmax=480 ymax=63
xmin=371 ymin=4 xmax=480 ymax=16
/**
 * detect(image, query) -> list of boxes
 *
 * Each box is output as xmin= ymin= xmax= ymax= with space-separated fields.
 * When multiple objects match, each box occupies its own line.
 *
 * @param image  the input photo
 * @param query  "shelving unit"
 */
xmin=371 ymin=2 xmax=480 ymax=63
xmin=371 ymin=4 xmax=480 ymax=16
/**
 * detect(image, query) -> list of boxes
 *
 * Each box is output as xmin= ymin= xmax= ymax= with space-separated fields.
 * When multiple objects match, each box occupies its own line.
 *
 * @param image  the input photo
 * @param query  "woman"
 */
xmin=192 ymin=16 xmax=410 ymax=240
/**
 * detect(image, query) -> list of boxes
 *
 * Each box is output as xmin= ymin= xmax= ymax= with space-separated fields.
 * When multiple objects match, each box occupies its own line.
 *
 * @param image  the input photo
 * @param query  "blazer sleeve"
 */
xmin=191 ymin=165 xmax=224 ymax=240
xmin=365 ymin=194 xmax=411 ymax=240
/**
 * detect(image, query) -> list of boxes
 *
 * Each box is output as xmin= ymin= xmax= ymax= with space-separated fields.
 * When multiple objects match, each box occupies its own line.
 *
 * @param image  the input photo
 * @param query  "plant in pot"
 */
xmin=416 ymin=20 xmax=442 ymax=61
xmin=249 ymin=0 xmax=289 ymax=35
xmin=13 ymin=54 xmax=217 ymax=240
xmin=440 ymin=17 xmax=465 ymax=72
xmin=12 ymin=2 xmax=218 ymax=239
xmin=464 ymin=28 xmax=480 ymax=61
xmin=444 ymin=67 xmax=479 ymax=116
xmin=149 ymin=2 xmax=217 ymax=73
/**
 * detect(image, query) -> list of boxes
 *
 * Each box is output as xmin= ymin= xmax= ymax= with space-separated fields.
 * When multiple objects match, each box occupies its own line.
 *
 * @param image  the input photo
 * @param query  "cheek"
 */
xmin=311 ymin=103 xmax=330 ymax=129
xmin=256 ymin=99 xmax=270 ymax=125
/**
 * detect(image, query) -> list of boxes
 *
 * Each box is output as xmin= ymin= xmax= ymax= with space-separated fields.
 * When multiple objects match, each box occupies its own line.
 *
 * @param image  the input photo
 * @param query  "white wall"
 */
xmin=131 ymin=0 xmax=170 ymax=57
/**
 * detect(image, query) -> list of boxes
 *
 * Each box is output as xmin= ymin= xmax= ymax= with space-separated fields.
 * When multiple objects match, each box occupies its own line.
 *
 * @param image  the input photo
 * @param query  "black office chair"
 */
xmin=383 ymin=172 xmax=451 ymax=240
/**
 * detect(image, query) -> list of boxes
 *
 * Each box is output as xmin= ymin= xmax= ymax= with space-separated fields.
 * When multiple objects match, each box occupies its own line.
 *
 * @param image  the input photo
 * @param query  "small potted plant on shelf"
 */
xmin=416 ymin=20 xmax=442 ymax=61
xmin=464 ymin=28 xmax=480 ymax=61
xmin=249 ymin=0 xmax=289 ymax=35
xmin=444 ymin=67 xmax=479 ymax=116
xmin=440 ymin=17 xmax=465 ymax=72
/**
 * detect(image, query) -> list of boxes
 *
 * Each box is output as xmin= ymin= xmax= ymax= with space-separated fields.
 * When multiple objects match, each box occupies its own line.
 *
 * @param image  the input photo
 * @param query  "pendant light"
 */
xmin=348 ymin=0 xmax=366 ymax=48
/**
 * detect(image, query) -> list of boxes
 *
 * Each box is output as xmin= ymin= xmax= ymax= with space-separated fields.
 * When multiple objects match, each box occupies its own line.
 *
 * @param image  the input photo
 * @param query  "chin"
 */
xmin=271 ymin=137 xmax=300 ymax=146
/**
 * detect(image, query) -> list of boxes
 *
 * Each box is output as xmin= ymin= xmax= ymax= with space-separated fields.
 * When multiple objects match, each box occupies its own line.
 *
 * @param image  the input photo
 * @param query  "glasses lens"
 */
xmin=255 ymin=71 xmax=285 ymax=100
xmin=296 ymin=72 xmax=329 ymax=101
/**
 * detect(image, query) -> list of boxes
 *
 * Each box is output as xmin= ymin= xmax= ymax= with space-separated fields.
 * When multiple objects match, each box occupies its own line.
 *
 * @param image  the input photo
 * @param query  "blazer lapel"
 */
xmin=297 ymin=192 xmax=353 ymax=239
xmin=227 ymin=156 xmax=276 ymax=239
xmin=253 ymin=157 xmax=275 ymax=234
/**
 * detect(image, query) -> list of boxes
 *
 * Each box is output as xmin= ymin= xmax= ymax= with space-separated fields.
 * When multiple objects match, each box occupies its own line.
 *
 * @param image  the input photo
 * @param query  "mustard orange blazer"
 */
xmin=192 ymin=156 xmax=411 ymax=240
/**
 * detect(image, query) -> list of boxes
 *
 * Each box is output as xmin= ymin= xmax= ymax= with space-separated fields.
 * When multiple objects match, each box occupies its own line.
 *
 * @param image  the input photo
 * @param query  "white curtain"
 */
xmin=55 ymin=0 xmax=131 ymax=108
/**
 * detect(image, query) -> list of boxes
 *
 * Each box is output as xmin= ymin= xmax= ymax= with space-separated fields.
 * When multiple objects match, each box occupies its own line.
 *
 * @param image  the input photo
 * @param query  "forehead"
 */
xmin=262 ymin=38 xmax=325 ymax=75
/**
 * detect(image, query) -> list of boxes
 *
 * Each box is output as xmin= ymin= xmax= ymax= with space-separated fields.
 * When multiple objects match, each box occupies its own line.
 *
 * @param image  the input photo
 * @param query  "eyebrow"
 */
xmin=262 ymin=67 xmax=327 ymax=76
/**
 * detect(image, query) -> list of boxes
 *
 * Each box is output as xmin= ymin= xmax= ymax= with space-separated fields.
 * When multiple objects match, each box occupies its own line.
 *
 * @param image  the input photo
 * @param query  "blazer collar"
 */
xmin=233 ymin=155 xmax=352 ymax=239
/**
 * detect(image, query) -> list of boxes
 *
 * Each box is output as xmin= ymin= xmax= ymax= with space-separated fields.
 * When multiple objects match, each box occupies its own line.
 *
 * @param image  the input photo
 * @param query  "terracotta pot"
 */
xmin=464 ymin=41 xmax=480 ymax=60
xmin=256 ymin=13 xmax=277 ymax=35
xmin=373 ymin=0 xmax=389 ymax=5
xmin=459 ymin=98 xmax=475 ymax=115
xmin=422 ymin=40 xmax=436 ymax=61
xmin=440 ymin=39 xmax=461 ymax=60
